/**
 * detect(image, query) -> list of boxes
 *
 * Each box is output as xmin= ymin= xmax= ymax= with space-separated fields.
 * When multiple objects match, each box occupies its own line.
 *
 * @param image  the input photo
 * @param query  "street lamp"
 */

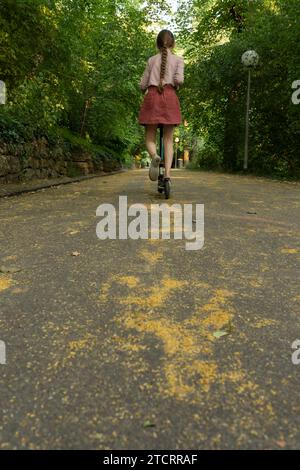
xmin=241 ymin=50 xmax=259 ymax=170
xmin=174 ymin=137 xmax=180 ymax=168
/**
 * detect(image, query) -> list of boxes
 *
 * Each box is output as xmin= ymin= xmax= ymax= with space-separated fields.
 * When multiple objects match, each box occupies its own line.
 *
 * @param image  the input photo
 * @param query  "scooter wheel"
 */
xmin=164 ymin=180 xmax=170 ymax=199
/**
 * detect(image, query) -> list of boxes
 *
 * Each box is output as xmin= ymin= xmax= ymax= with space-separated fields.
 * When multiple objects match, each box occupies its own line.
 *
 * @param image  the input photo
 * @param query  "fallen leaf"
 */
xmin=71 ymin=251 xmax=80 ymax=257
xmin=213 ymin=330 xmax=229 ymax=339
xmin=0 ymin=266 xmax=22 ymax=273
xmin=143 ymin=420 xmax=155 ymax=428
xmin=276 ymin=440 xmax=286 ymax=448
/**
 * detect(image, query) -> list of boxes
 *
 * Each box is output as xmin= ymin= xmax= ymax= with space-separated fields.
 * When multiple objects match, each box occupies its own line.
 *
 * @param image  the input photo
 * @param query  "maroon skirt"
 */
xmin=138 ymin=85 xmax=182 ymax=126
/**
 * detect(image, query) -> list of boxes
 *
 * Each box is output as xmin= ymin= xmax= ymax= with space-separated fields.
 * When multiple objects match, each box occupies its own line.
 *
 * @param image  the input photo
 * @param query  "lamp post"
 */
xmin=183 ymin=120 xmax=190 ymax=166
xmin=241 ymin=50 xmax=259 ymax=170
xmin=175 ymin=137 xmax=180 ymax=169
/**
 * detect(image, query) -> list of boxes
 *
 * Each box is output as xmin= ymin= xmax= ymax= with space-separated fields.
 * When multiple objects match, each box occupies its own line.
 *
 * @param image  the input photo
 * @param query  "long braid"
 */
xmin=156 ymin=30 xmax=175 ymax=94
xmin=158 ymin=45 xmax=168 ymax=94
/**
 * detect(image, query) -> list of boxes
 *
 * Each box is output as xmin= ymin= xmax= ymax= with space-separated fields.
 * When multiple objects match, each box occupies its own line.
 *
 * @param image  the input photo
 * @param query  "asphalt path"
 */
xmin=0 ymin=169 xmax=300 ymax=449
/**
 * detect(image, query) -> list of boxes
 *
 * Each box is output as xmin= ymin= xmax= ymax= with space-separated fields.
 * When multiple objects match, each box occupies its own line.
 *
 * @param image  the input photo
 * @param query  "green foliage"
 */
xmin=177 ymin=0 xmax=300 ymax=178
xmin=58 ymin=127 xmax=120 ymax=163
xmin=2 ymin=0 xmax=298 ymax=179
xmin=0 ymin=0 xmax=167 ymax=165
xmin=0 ymin=111 xmax=25 ymax=143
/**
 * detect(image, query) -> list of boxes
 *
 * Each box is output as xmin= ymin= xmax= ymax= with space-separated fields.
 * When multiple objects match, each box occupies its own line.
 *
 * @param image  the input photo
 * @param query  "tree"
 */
xmin=177 ymin=0 xmax=300 ymax=177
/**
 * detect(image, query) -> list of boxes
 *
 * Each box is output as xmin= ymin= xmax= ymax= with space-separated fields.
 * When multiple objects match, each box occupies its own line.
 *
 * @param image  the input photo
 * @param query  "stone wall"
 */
xmin=0 ymin=137 xmax=121 ymax=184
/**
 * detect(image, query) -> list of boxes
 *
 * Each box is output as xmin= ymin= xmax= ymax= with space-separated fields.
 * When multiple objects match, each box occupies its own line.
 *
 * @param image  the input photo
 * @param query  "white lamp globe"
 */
xmin=241 ymin=50 xmax=259 ymax=67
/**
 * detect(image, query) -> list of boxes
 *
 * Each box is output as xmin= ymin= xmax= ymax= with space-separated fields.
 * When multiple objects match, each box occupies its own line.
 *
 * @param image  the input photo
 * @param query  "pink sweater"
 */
xmin=140 ymin=49 xmax=184 ymax=91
